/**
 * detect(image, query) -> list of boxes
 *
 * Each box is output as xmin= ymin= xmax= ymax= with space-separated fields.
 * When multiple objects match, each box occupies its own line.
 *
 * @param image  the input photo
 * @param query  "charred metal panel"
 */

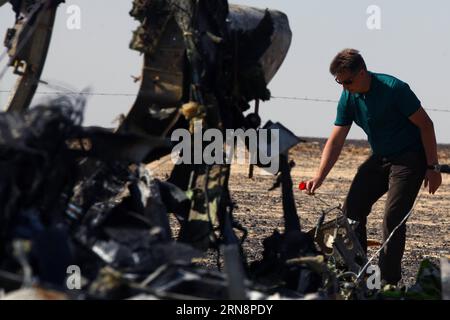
xmin=122 ymin=11 xmax=185 ymax=137
xmin=4 ymin=0 xmax=61 ymax=113
xmin=228 ymin=5 xmax=292 ymax=84
xmin=122 ymin=3 xmax=292 ymax=138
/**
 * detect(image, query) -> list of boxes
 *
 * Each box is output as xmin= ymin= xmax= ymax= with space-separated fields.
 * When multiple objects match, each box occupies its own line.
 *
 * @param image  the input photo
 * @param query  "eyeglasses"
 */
xmin=335 ymin=71 xmax=360 ymax=85
xmin=335 ymin=77 xmax=354 ymax=85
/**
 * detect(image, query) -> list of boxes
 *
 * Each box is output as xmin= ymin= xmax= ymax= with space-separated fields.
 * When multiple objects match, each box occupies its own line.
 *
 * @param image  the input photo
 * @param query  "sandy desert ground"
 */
xmin=150 ymin=138 xmax=450 ymax=287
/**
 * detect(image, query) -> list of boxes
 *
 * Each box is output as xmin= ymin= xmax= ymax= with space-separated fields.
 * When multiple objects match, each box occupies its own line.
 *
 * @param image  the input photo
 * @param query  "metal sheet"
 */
xmin=228 ymin=4 xmax=292 ymax=84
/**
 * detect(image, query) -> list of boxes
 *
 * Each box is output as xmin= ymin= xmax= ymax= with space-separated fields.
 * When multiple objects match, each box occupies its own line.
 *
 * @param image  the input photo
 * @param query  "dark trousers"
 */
xmin=342 ymin=150 xmax=426 ymax=284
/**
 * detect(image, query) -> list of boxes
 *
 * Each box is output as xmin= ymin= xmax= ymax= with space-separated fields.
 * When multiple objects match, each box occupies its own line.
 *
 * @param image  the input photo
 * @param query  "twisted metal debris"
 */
xmin=0 ymin=0 xmax=447 ymax=300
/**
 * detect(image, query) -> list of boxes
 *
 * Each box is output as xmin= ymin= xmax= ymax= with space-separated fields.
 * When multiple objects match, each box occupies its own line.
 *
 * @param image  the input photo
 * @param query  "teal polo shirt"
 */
xmin=334 ymin=72 xmax=423 ymax=156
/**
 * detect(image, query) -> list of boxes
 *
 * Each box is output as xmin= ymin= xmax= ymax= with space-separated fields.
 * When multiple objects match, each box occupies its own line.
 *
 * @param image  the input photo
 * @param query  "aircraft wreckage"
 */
xmin=0 ymin=0 xmax=448 ymax=300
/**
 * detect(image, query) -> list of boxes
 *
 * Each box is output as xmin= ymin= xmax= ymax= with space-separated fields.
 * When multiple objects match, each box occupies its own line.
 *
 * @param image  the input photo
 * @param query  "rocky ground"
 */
xmin=150 ymin=138 xmax=450 ymax=288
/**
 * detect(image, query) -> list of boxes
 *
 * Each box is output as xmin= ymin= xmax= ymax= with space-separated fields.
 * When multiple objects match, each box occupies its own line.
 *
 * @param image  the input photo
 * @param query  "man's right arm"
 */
xmin=305 ymin=125 xmax=351 ymax=194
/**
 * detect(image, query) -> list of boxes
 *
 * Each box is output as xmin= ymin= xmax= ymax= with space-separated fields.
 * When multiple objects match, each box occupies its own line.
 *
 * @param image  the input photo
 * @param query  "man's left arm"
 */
xmin=409 ymin=107 xmax=442 ymax=194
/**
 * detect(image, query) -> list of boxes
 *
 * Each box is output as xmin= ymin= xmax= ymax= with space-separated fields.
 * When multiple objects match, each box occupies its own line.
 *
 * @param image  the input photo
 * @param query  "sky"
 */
xmin=0 ymin=0 xmax=449 ymax=143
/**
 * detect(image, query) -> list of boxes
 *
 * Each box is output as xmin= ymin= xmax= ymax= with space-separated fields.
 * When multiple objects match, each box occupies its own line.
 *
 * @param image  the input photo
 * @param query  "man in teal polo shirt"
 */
xmin=305 ymin=48 xmax=442 ymax=285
